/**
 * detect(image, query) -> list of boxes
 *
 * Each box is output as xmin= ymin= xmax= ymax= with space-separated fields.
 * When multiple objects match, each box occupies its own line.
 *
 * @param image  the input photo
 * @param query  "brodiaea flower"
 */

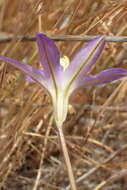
xmin=0 ymin=33 xmax=127 ymax=126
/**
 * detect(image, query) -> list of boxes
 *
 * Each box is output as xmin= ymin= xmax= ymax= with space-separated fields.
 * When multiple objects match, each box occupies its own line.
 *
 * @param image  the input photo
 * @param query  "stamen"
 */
xmin=60 ymin=56 xmax=70 ymax=71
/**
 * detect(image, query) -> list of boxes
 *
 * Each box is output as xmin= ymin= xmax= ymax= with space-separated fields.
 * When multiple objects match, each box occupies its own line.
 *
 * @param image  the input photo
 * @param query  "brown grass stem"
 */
xmin=0 ymin=35 xmax=127 ymax=43
xmin=57 ymin=125 xmax=77 ymax=190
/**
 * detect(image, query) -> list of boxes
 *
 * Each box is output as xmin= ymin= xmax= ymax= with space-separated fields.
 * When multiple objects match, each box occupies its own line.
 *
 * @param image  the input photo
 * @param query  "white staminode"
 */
xmin=60 ymin=56 xmax=70 ymax=71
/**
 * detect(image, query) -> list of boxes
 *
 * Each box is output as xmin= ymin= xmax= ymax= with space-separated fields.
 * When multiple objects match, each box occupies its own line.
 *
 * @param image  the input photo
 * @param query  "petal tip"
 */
xmin=36 ymin=33 xmax=51 ymax=42
xmin=93 ymin=36 xmax=105 ymax=44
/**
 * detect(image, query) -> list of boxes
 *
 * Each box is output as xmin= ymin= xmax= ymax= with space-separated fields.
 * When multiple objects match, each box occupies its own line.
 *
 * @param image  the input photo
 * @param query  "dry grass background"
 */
xmin=0 ymin=0 xmax=127 ymax=189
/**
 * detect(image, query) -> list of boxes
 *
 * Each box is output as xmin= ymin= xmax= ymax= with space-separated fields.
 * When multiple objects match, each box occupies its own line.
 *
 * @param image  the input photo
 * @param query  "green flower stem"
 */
xmin=57 ymin=124 xmax=77 ymax=190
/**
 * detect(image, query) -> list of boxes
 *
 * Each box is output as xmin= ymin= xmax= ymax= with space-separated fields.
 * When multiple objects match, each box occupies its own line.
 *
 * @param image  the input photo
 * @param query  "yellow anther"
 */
xmin=60 ymin=56 xmax=70 ymax=71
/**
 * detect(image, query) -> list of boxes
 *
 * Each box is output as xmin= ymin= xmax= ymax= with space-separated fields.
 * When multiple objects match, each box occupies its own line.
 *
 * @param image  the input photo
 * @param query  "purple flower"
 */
xmin=0 ymin=33 xmax=127 ymax=126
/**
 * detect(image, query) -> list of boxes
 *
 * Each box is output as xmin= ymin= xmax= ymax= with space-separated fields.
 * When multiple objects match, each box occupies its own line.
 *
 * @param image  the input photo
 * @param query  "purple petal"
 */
xmin=25 ymin=70 xmax=44 ymax=83
xmin=36 ymin=33 xmax=62 ymax=85
xmin=25 ymin=75 xmax=35 ymax=83
xmin=76 ymin=68 xmax=127 ymax=88
xmin=0 ymin=56 xmax=48 ymax=88
xmin=64 ymin=37 xmax=105 ymax=85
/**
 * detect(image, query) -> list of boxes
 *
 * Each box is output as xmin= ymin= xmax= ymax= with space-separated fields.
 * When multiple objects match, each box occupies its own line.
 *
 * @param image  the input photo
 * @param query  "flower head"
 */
xmin=0 ymin=33 xmax=127 ymax=126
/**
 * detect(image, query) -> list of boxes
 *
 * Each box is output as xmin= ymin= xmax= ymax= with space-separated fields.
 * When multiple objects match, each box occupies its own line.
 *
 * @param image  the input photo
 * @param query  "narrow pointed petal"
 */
xmin=0 ymin=56 xmax=48 ymax=88
xmin=36 ymin=33 xmax=62 ymax=87
xmin=25 ymin=75 xmax=35 ymax=83
xmin=25 ymin=70 xmax=44 ymax=83
xmin=64 ymin=37 xmax=105 ymax=86
xmin=76 ymin=68 xmax=127 ymax=88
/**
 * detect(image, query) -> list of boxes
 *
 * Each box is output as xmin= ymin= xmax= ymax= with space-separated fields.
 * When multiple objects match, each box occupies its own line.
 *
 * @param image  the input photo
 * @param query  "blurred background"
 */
xmin=0 ymin=0 xmax=127 ymax=189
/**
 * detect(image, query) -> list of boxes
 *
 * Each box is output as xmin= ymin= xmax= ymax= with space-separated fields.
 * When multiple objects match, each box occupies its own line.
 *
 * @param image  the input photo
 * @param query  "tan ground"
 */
xmin=0 ymin=0 xmax=127 ymax=189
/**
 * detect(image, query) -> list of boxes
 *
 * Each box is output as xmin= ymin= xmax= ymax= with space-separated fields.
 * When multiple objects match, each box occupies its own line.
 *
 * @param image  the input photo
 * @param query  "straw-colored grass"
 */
xmin=0 ymin=0 xmax=127 ymax=189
